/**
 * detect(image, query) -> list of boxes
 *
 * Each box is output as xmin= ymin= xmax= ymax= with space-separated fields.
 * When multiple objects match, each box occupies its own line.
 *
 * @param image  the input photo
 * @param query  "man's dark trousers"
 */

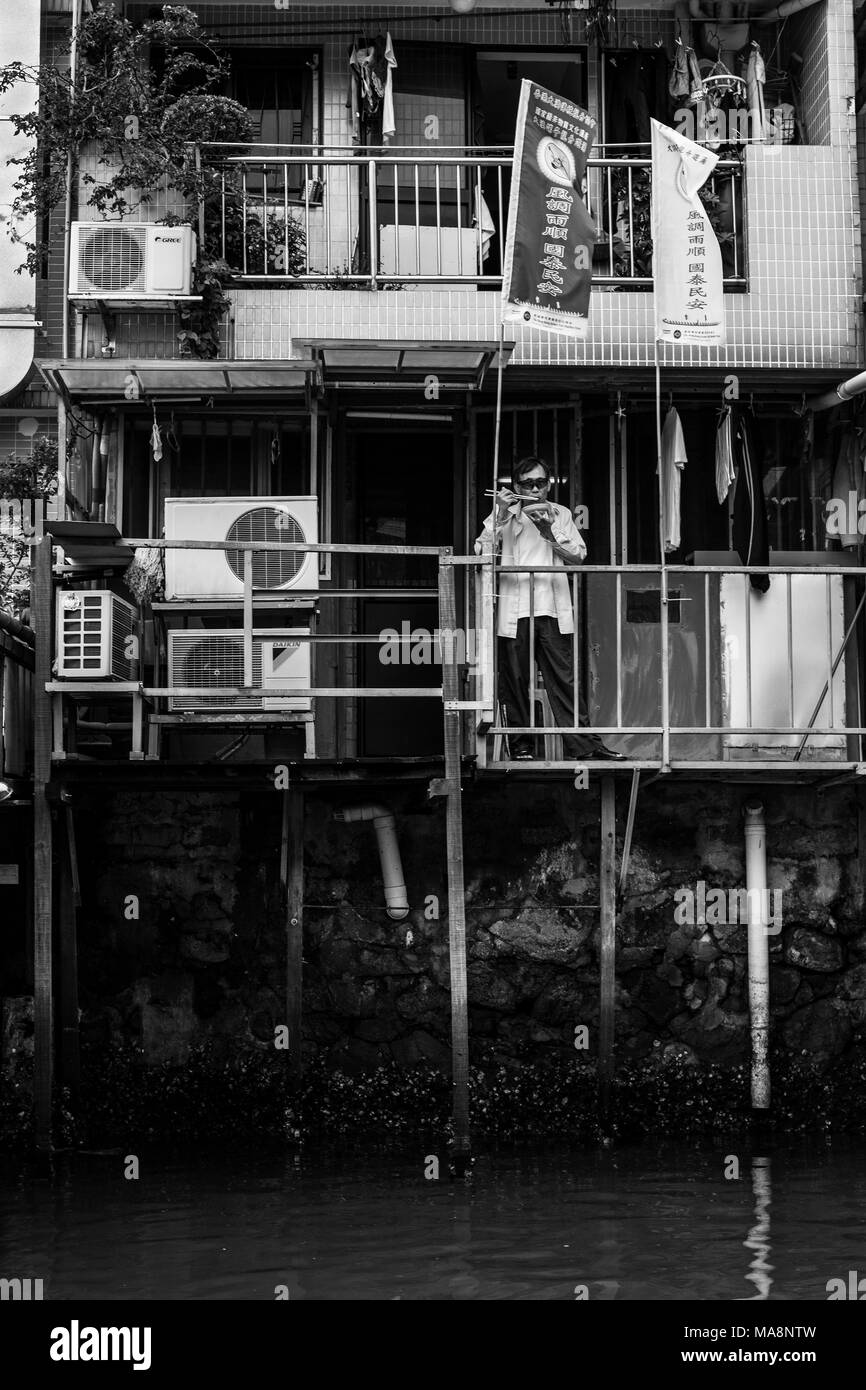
xmin=498 ymin=615 xmax=604 ymax=758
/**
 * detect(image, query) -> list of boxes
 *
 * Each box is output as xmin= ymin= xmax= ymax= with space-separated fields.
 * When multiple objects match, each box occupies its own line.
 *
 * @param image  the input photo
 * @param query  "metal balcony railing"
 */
xmin=42 ymin=536 xmax=866 ymax=770
xmin=200 ymin=144 xmax=746 ymax=289
xmin=463 ymin=560 xmax=866 ymax=770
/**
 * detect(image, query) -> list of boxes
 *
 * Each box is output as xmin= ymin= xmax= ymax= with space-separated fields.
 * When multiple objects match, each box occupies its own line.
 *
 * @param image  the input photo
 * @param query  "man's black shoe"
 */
xmin=587 ymin=745 xmax=626 ymax=761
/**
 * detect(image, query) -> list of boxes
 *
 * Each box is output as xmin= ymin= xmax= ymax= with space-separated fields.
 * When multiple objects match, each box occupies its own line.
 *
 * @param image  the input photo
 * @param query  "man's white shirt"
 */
xmin=475 ymin=501 xmax=586 ymax=637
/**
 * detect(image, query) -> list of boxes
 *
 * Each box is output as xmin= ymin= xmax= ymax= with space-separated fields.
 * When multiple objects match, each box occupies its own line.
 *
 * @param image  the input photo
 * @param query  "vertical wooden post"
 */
xmin=58 ymin=804 xmax=81 ymax=1100
xmin=598 ymin=775 xmax=617 ymax=1125
xmin=439 ymin=553 xmax=471 ymax=1171
xmin=32 ymin=535 xmax=54 ymax=1152
xmin=281 ymin=787 xmax=304 ymax=1086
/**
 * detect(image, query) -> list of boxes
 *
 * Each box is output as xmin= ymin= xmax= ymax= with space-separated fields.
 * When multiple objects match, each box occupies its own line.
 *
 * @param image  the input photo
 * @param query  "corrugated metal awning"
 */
xmin=37 ymin=359 xmax=322 ymax=404
xmin=300 ymin=340 xmax=513 ymax=391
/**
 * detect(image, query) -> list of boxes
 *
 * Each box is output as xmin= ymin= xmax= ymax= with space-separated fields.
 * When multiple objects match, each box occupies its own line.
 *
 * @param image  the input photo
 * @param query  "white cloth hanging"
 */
xmin=715 ymin=406 xmax=736 ymax=504
xmin=745 ymin=43 xmax=766 ymax=142
xmin=382 ymin=32 xmax=398 ymax=144
xmin=473 ymin=190 xmax=496 ymax=263
xmin=658 ymin=407 xmax=687 ymax=553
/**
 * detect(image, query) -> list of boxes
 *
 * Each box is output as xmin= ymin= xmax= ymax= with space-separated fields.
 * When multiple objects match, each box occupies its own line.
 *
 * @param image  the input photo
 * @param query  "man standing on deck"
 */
xmin=475 ymin=454 xmax=624 ymax=761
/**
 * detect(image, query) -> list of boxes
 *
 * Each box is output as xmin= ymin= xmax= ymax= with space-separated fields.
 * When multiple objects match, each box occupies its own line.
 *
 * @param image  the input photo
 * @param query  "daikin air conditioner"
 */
xmin=69 ymin=223 xmax=196 ymax=296
xmin=56 ymin=590 xmax=138 ymax=680
xmin=167 ymin=629 xmax=311 ymax=712
xmin=164 ymin=497 xmax=319 ymax=599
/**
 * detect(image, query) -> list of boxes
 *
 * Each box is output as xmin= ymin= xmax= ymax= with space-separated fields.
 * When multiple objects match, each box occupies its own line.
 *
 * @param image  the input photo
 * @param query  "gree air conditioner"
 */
xmin=69 ymin=222 xmax=196 ymax=297
xmin=167 ymin=629 xmax=311 ymax=712
xmin=56 ymin=590 xmax=138 ymax=680
xmin=164 ymin=497 xmax=319 ymax=600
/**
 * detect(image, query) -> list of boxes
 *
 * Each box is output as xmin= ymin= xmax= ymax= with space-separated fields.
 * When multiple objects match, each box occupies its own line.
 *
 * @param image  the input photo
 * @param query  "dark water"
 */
xmin=1 ymin=1140 xmax=864 ymax=1300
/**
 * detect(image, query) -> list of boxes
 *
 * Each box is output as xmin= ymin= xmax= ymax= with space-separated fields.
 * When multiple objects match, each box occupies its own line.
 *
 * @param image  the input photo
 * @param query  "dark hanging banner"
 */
xmin=501 ymin=78 xmax=597 ymax=338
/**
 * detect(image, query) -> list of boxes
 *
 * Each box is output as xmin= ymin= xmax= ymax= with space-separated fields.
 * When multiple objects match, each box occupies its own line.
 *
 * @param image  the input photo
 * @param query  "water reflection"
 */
xmin=743 ymin=1155 xmax=773 ymax=1300
xmin=0 ymin=1139 xmax=861 ymax=1300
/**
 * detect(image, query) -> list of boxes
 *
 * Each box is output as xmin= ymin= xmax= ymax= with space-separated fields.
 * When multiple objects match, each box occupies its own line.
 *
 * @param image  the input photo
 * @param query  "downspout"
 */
xmin=808 ymin=369 xmax=866 ymax=413
xmin=61 ymin=0 xmax=81 ymax=363
xmin=333 ymin=804 xmax=410 ymax=920
xmin=744 ymin=800 xmax=770 ymax=1111
xmin=754 ymin=0 xmax=825 ymax=21
xmin=57 ymin=0 xmax=83 ymax=524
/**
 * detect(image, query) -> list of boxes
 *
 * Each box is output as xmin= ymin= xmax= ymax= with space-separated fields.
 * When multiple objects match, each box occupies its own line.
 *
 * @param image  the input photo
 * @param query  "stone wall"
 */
xmin=6 ymin=779 xmax=864 ymax=1077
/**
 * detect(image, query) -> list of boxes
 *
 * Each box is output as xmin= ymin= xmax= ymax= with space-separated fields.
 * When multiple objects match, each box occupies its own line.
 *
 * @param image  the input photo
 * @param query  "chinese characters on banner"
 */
xmin=650 ymin=118 xmax=725 ymax=345
xmin=501 ymin=80 xmax=597 ymax=338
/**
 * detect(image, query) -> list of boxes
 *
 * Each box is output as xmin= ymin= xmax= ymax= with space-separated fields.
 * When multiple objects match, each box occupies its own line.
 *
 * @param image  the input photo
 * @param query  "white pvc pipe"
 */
xmin=808 ymin=369 xmax=866 ymax=413
xmin=333 ymin=804 xmax=409 ymax=920
xmin=744 ymin=799 xmax=770 ymax=1110
xmin=691 ymin=0 xmax=823 ymax=26
xmin=755 ymin=0 xmax=824 ymax=22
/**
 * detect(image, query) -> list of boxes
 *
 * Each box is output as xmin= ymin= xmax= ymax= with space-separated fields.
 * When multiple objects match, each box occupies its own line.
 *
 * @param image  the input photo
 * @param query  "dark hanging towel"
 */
xmin=732 ymin=407 xmax=770 ymax=592
xmin=605 ymin=48 xmax=669 ymax=149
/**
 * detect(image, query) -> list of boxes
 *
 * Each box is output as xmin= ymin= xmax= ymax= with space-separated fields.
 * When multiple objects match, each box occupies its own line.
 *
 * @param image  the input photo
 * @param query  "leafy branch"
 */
xmin=0 ymin=3 xmax=251 ymax=278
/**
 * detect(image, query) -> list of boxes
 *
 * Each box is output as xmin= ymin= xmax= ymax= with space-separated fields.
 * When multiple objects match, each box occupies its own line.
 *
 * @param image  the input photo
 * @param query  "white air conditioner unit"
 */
xmin=167 ymin=629 xmax=311 ymax=712
xmin=56 ymin=590 xmax=138 ymax=680
xmin=69 ymin=222 xmax=196 ymax=296
xmin=164 ymin=497 xmax=319 ymax=600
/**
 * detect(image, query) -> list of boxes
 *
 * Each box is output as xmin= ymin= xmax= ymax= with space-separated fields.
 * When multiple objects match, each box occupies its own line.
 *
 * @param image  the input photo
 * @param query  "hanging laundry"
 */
xmin=346 ymin=40 xmax=363 ymax=143
xmin=473 ymin=189 xmax=496 ymax=262
xmin=381 ymin=32 xmax=398 ymax=145
xmin=150 ymin=408 xmax=163 ymax=463
xmin=744 ymin=42 xmax=766 ymax=142
xmin=669 ymin=38 xmax=704 ymax=104
xmin=830 ymin=429 xmax=860 ymax=549
xmin=715 ymin=405 xmax=736 ymax=504
xmin=658 ymin=406 xmax=687 ymax=553
xmin=606 ymin=48 xmax=668 ymax=147
xmin=731 ymin=408 xmax=770 ymax=592
xmin=352 ymin=42 xmax=380 ymax=122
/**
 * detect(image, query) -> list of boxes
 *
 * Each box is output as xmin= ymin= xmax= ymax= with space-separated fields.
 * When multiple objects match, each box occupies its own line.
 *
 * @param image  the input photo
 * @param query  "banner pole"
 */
xmin=489 ymin=319 xmax=506 ymax=751
xmin=655 ymin=337 xmax=671 ymax=772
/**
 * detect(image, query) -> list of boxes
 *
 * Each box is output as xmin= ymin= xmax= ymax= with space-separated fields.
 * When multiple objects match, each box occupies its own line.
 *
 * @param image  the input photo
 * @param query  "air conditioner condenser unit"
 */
xmin=164 ymin=497 xmax=319 ymax=599
xmin=69 ymin=222 xmax=196 ymax=296
xmin=167 ymin=629 xmax=311 ymax=712
xmin=56 ymin=590 xmax=138 ymax=680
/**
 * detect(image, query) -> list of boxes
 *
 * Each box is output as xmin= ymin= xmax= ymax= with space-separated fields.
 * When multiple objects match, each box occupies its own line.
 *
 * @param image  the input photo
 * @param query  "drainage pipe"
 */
xmin=808 ymin=369 xmax=866 ymax=413
xmin=744 ymin=799 xmax=770 ymax=1111
xmin=333 ymin=804 xmax=409 ymax=921
xmin=689 ymin=0 xmax=823 ymax=24
xmin=754 ymin=0 xmax=824 ymax=21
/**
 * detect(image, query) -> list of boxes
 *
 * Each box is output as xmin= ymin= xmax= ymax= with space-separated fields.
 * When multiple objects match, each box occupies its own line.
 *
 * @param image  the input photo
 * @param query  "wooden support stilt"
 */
xmin=32 ymin=535 xmax=54 ymax=1152
xmin=439 ymin=554 xmax=471 ymax=1172
xmin=281 ymin=787 xmax=304 ymax=1086
xmin=598 ymin=776 xmax=617 ymax=1125
xmin=618 ymin=769 xmax=641 ymax=901
xmin=58 ymin=804 xmax=81 ymax=1100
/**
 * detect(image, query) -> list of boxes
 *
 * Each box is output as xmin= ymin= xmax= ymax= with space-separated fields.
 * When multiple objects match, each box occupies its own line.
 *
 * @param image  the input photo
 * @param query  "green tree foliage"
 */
xmin=0 ymin=4 xmax=252 ymax=277
xmin=0 ymin=5 xmax=309 ymax=357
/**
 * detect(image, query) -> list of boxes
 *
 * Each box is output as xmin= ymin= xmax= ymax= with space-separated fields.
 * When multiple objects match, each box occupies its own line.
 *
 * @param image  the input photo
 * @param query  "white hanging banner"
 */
xmin=650 ymin=118 xmax=725 ymax=346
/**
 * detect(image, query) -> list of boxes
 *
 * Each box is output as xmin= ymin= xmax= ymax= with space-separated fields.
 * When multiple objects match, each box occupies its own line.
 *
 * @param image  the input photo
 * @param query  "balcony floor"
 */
xmin=42 ymin=754 xmax=865 ymax=791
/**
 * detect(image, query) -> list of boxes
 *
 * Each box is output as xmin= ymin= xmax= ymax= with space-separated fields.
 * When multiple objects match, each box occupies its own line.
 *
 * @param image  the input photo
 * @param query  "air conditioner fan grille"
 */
xmin=181 ymin=636 xmax=245 ymax=695
xmin=225 ymin=508 xmax=306 ymax=589
xmin=80 ymin=227 xmax=145 ymax=292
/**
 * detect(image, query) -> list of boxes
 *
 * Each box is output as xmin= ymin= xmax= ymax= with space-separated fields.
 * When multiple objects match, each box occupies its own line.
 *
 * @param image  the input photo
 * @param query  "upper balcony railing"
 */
xmin=201 ymin=144 xmax=746 ymax=290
